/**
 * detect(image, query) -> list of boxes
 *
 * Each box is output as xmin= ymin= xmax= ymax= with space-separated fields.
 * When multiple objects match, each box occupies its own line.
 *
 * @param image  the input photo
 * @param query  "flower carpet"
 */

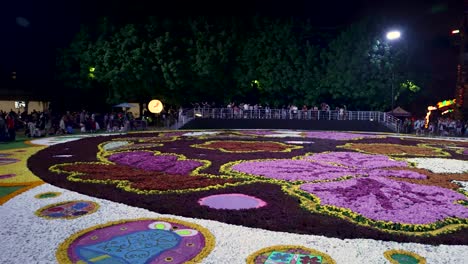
xmin=1 ymin=129 xmax=467 ymax=263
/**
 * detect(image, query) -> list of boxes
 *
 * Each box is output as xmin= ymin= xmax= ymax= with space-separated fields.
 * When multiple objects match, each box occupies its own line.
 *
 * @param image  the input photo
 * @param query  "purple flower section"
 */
xmin=366 ymin=169 xmax=426 ymax=179
xmin=463 ymin=149 xmax=468 ymax=155
xmin=303 ymin=152 xmax=408 ymax=169
xmin=231 ymin=152 xmax=426 ymax=181
xmin=304 ymin=131 xmax=380 ymax=140
xmin=198 ymin=193 xmax=267 ymax=210
xmin=108 ymin=151 xmax=203 ymax=175
xmin=232 ymin=160 xmax=354 ymax=181
xmin=300 ymin=177 xmax=468 ymax=224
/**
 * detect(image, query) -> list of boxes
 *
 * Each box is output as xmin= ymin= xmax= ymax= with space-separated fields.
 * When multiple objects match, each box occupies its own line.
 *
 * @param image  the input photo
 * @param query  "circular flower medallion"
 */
xmin=34 ymin=192 xmax=62 ymax=199
xmin=198 ymin=193 xmax=267 ymax=210
xmin=247 ymin=245 xmax=336 ymax=264
xmin=36 ymin=200 xmax=98 ymax=219
xmin=56 ymin=218 xmax=214 ymax=264
xmin=383 ymin=249 xmax=426 ymax=264
xmin=191 ymin=140 xmax=302 ymax=153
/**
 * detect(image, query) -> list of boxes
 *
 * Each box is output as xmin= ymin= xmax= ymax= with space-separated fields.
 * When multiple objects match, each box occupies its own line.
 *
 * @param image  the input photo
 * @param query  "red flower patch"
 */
xmin=57 ymin=163 xmax=238 ymax=192
xmin=192 ymin=140 xmax=301 ymax=153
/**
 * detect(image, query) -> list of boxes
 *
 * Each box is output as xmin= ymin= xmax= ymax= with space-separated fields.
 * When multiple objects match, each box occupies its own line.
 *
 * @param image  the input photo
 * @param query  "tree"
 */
xmin=234 ymin=17 xmax=310 ymax=107
xmin=321 ymin=17 xmax=416 ymax=110
xmin=184 ymin=17 xmax=241 ymax=104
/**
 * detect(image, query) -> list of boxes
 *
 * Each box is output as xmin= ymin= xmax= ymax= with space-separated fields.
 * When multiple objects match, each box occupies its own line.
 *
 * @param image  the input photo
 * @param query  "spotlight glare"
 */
xmin=386 ymin=31 xmax=401 ymax=40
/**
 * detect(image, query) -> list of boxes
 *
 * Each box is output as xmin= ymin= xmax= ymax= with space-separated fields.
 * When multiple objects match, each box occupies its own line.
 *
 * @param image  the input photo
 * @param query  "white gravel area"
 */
xmin=407 ymin=158 xmax=468 ymax=174
xmin=1 ymin=184 xmax=467 ymax=264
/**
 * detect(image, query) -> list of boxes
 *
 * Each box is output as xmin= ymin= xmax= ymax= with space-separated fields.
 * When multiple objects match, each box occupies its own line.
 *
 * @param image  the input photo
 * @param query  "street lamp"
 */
xmin=386 ymin=30 xmax=401 ymax=112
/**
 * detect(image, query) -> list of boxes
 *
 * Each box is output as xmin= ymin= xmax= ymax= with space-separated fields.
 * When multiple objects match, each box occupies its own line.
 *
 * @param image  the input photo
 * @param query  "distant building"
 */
xmin=0 ymin=70 xmax=50 ymax=113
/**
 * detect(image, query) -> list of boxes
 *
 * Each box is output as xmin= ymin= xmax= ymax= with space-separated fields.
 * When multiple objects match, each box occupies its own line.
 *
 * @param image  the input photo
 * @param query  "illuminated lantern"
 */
xmin=148 ymin=100 xmax=164 ymax=114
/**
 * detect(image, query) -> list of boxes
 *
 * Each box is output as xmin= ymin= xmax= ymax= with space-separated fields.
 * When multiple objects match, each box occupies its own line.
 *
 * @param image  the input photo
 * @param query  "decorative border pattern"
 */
xmin=55 ymin=217 xmax=215 ymax=264
xmin=34 ymin=192 xmax=62 ymax=199
xmin=383 ymin=249 xmax=427 ymax=264
xmin=34 ymin=200 xmax=100 ymax=220
xmin=246 ymin=245 xmax=336 ymax=264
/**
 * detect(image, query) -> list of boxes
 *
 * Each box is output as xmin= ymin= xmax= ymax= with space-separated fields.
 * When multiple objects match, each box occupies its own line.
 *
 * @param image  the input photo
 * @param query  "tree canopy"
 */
xmin=56 ymin=16 xmax=425 ymax=111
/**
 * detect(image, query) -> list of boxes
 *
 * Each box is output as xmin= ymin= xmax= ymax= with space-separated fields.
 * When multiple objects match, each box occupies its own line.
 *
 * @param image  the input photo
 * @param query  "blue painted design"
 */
xmin=72 ymin=202 xmax=90 ymax=210
xmin=48 ymin=213 xmax=65 ymax=218
xmin=267 ymin=252 xmax=293 ymax=262
xmin=77 ymin=230 xmax=181 ymax=264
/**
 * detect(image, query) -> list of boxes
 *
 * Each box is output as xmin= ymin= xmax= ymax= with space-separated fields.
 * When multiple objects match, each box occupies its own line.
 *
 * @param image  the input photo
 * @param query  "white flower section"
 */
xmin=102 ymin=141 xmax=130 ymax=151
xmin=407 ymin=158 xmax=468 ymax=173
xmin=52 ymin=155 xmax=73 ymax=158
xmin=265 ymin=130 xmax=303 ymax=138
xmin=183 ymin=131 xmax=220 ymax=137
xmin=452 ymin=181 xmax=468 ymax=192
xmin=30 ymin=133 xmax=125 ymax=146
xmin=29 ymin=135 xmax=88 ymax=146
xmin=1 ymin=184 xmax=467 ymax=264
xmin=285 ymin=141 xmax=315 ymax=144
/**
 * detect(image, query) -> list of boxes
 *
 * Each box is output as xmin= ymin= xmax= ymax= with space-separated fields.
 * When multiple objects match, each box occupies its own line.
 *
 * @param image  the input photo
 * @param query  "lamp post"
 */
xmin=386 ymin=30 xmax=401 ymax=113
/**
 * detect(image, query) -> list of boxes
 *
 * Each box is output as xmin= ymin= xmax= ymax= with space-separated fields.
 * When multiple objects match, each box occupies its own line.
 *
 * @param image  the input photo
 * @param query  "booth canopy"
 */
xmin=389 ymin=106 xmax=411 ymax=117
xmin=113 ymin=103 xmax=136 ymax=108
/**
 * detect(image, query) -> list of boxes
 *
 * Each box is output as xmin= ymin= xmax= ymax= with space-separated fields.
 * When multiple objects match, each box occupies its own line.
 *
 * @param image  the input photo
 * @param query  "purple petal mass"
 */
xmin=231 ymin=152 xmax=426 ymax=181
xmin=232 ymin=159 xmax=355 ymax=181
xmin=300 ymin=177 xmax=468 ymax=224
xmin=108 ymin=151 xmax=203 ymax=175
xmin=303 ymin=152 xmax=408 ymax=169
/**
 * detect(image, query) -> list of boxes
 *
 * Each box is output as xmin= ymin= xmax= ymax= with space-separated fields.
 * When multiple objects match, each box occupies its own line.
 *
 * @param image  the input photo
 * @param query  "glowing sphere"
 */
xmin=148 ymin=100 xmax=163 ymax=114
xmin=386 ymin=30 xmax=401 ymax=40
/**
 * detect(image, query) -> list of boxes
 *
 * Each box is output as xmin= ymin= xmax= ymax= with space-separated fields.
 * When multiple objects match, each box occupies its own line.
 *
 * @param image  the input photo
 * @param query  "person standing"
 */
xmin=6 ymin=113 xmax=15 ymax=141
xmin=0 ymin=115 xmax=6 ymax=142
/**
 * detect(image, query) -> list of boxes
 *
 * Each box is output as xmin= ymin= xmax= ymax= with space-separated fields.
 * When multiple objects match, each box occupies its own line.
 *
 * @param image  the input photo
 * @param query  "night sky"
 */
xmin=0 ymin=0 xmax=464 ymax=99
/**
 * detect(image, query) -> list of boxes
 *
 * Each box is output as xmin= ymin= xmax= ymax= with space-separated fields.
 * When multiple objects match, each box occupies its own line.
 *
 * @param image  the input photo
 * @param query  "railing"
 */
xmin=182 ymin=108 xmax=401 ymax=132
xmin=168 ymin=109 xmax=195 ymax=130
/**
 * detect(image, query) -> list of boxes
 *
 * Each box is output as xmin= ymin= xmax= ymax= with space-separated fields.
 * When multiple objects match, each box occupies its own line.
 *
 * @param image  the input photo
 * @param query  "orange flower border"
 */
xmin=0 ymin=181 xmax=44 ymax=205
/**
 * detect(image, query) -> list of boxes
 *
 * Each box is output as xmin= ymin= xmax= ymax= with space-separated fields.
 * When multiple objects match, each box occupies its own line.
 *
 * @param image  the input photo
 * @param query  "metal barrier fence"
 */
xmin=182 ymin=108 xmax=401 ymax=132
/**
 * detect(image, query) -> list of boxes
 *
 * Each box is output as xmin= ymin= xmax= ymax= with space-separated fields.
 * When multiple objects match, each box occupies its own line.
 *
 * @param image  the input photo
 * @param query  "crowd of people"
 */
xmin=191 ymin=101 xmax=349 ymax=120
xmin=1 ymin=105 xmax=468 ymax=143
xmin=0 ymin=105 xmax=188 ymax=143
xmin=402 ymin=117 xmax=468 ymax=137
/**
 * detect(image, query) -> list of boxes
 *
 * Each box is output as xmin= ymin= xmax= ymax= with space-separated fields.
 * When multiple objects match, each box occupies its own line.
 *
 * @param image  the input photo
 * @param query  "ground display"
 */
xmin=1 ymin=130 xmax=467 ymax=263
